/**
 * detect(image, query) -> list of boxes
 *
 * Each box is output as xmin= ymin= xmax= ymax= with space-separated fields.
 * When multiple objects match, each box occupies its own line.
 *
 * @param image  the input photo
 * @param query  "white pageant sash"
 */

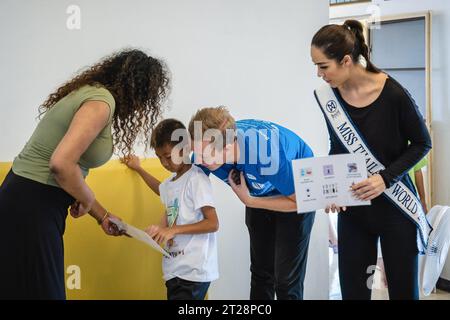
xmin=314 ymin=84 xmax=431 ymax=249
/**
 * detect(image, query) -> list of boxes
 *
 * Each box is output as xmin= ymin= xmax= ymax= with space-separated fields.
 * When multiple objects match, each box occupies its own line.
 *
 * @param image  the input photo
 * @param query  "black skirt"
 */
xmin=0 ymin=170 xmax=74 ymax=299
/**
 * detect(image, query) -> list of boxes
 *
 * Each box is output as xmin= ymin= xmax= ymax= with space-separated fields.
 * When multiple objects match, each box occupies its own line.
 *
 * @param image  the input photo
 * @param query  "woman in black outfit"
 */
xmin=311 ymin=20 xmax=431 ymax=300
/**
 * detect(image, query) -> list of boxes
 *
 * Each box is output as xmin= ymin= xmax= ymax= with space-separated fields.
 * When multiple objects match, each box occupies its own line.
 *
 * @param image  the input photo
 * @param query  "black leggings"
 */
xmin=338 ymin=197 xmax=419 ymax=300
xmin=0 ymin=170 xmax=74 ymax=299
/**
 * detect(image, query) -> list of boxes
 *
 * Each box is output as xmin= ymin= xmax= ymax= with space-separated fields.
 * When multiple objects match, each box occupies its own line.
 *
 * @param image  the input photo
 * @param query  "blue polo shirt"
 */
xmin=197 ymin=119 xmax=314 ymax=197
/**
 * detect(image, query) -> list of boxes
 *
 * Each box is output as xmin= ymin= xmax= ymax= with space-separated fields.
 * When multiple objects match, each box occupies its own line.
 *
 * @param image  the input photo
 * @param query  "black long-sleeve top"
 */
xmin=328 ymin=76 xmax=432 ymax=189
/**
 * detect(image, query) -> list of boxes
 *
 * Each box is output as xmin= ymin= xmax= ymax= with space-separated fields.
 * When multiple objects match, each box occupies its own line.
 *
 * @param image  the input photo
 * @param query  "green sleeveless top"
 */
xmin=12 ymin=85 xmax=116 ymax=187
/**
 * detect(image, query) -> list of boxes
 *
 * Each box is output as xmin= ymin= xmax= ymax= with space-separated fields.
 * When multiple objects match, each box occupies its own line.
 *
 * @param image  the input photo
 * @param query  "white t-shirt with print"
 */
xmin=158 ymin=165 xmax=219 ymax=282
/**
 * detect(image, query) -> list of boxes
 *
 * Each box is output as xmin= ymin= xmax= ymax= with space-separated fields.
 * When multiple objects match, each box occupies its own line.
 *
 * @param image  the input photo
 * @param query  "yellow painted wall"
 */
xmin=0 ymin=159 xmax=171 ymax=299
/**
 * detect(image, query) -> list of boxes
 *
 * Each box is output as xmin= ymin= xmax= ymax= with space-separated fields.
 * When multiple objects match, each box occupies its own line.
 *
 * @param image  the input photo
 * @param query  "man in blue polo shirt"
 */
xmin=188 ymin=106 xmax=315 ymax=300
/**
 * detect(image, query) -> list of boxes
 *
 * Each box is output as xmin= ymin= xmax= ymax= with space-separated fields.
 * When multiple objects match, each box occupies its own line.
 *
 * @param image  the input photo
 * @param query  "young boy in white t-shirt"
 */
xmin=123 ymin=119 xmax=219 ymax=300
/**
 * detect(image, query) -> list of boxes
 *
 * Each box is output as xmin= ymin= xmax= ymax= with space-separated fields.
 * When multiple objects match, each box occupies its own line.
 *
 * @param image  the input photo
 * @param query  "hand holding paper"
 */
xmin=351 ymin=173 xmax=386 ymax=201
xmin=145 ymin=225 xmax=176 ymax=247
xmin=109 ymin=217 xmax=171 ymax=258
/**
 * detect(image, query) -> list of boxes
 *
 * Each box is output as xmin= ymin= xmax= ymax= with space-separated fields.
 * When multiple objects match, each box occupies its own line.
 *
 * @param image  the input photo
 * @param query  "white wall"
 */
xmin=0 ymin=0 xmax=330 ymax=299
xmin=330 ymin=0 xmax=450 ymax=207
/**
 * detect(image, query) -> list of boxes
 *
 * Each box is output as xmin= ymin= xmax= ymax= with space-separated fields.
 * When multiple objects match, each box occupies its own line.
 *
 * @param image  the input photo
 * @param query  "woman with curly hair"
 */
xmin=0 ymin=49 xmax=170 ymax=299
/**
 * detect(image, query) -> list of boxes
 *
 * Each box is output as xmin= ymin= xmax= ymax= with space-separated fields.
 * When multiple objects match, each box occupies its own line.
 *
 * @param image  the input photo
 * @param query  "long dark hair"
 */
xmin=39 ymin=49 xmax=170 ymax=156
xmin=311 ymin=20 xmax=380 ymax=73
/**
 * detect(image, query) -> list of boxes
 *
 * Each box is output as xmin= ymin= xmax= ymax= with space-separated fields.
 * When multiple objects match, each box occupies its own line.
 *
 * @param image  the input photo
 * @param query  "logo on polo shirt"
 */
xmin=251 ymin=182 xmax=266 ymax=190
xmin=246 ymin=173 xmax=257 ymax=180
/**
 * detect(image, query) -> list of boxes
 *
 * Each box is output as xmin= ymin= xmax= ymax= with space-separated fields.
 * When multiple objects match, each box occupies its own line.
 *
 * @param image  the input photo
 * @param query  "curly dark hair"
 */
xmin=39 ymin=49 xmax=170 ymax=156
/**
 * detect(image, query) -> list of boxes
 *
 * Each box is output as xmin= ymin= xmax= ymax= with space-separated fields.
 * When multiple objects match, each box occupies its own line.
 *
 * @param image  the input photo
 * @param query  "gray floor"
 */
xmin=329 ymin=248 xmax=450 ymax=300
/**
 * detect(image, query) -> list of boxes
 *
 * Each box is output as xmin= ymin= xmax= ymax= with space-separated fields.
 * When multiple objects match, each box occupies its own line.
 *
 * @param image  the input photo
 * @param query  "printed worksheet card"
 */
xmin=293 ymin=154 xmax=371 ymax=213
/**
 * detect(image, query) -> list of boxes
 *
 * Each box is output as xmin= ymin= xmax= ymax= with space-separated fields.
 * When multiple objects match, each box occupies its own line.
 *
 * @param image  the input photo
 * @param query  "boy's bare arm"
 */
xmin=172 ymin=206 xmax=219 ymax=235
xmin=148 ymin=206 xmax=219 ymax=245
xmin=122 ymin=155 xmax=161 ymax=195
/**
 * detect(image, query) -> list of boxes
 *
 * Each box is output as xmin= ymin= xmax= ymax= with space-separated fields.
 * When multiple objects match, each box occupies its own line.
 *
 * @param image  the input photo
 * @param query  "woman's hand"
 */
xmin=69 ymin=200 xmax=93 ymax=218
xmin=121 ymin=155 xmax=141 ymax=171
xmin=100 ymin=212 xmax=124 ymax=237
xmin=228 ymin=170 xmax=253 ymax=206
xmin=325 ymin=204 xmax=347 ymax=214
xmin=351 ymin=174 xmax=386 ymax=201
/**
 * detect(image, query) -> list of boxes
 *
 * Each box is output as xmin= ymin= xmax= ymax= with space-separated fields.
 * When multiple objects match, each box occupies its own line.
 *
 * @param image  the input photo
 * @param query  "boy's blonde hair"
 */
xmin=188 ymin=106 xmax=236 ymax=146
